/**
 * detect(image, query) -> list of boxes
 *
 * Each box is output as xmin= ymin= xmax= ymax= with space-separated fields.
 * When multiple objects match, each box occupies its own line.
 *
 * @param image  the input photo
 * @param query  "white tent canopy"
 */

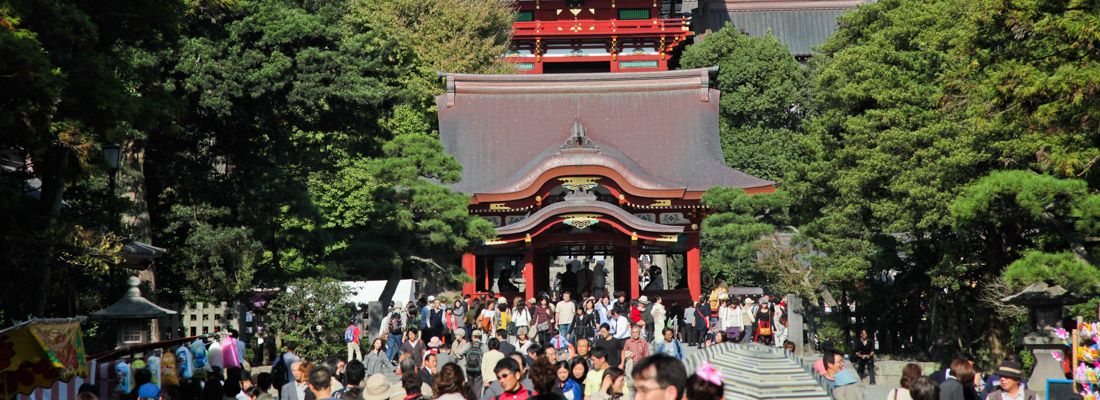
xmin=342 ymin=280 xmax=418 ymax=306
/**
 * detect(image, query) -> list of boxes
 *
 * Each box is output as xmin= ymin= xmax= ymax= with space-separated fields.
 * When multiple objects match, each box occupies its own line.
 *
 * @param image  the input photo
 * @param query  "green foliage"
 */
xmin=162 ymin=203 xmax=263 ymax=302
xmin=950 ymin=171 xmax=1100 ymax=288
xmin=264 ymin=278 xmax=352 ymax=361
xmin=148 ymin=0 xmax=507 ymax=300
xmin=795 ymin=0 xmax=1100 ymax=360
xmin=345 ymin=0 xmax=515 ymax=128
xmin=0 ymin=7 xmax=61 ymax=146
xmin=700 ymin=187 xmax=791 ymax=285
xmin=817 ymin=319 xmax=848 ymax=353
xmin=1002 ymin=251 xmax=1100 ymax=295
xmin=0 ymin=0 xmax=181 ymax=318
xmin=681 ymin=25 xmax=806 ymax=129
xmin=951 ymin=171 xmax=1091 ymax=232
xmin=680 ymin=24 xmax=810 ymax=181
xmin=309 ymin=133 xmax=495 ymax=282
xmin=943 ymin=0 xmax=1100 ymax=179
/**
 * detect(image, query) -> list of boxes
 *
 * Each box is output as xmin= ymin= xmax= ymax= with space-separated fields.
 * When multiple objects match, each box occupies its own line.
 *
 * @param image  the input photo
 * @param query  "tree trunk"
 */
xmin=31 ymin=146 xmax=70 ymax=317
xmin=121 ymin=140 xmax=153 ymax=243
xmin=378 ymin=265 xmax=402 ymax=309
xmin=841 ymin=288 xmax=851 ymax=346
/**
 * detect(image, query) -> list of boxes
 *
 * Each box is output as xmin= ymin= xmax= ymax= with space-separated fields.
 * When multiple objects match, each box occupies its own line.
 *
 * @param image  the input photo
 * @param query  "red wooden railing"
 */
xmin=513 ymin=18 xmax=692 ymax=38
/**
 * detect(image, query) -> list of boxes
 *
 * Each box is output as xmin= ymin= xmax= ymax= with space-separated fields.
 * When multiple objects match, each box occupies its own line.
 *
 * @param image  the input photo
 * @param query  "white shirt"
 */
xmin=513 ymin=307 xmax=531 ymax=327
xmin=556 ymin=301 xmax=576 ymax=325
xmin=718 ymin=306 xmax=735 ymax=329
xmin=613 ymin=316 xmax=631 ymax=339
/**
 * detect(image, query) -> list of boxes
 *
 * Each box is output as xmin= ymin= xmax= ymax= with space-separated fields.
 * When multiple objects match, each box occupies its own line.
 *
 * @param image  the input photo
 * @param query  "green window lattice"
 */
xmin=618 ymin=8 xmax=650 ymax=20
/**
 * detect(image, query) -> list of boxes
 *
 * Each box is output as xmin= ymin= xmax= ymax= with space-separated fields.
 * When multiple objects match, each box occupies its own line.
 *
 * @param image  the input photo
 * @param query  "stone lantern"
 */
xmin=1001 ymin=282 xmax=1084 ymax=398
xmin=91 ymin=276 xmax=177 ymax=349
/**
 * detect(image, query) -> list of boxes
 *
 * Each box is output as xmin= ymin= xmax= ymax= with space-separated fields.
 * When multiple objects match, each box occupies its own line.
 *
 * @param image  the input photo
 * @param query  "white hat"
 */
xmin=744 ymin=298 xmax=755 ymax=305
xmin=497 ymin=297 xmax=507 ymax=305
xmin=363 ymin=374 xmax=405 ymax=400
xmin=427 ymin=337 xmax=442 ymax=348
xmin=427 ymin=295 xmax=436 ymax=302
xmin=638 ymin=296 xmax=649 ymax=304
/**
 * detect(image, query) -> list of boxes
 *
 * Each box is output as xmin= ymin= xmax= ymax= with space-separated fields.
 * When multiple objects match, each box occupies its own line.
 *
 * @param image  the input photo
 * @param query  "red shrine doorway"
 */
xmin=469 ymin=227 xmax=693 ymax=301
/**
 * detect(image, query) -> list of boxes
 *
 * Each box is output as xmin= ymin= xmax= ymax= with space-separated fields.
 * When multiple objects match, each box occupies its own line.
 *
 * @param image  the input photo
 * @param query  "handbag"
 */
xmin=537 ymin=321 xmax=550 ymax=331
xmin=758 ymin=320 xmax=772 ymax=336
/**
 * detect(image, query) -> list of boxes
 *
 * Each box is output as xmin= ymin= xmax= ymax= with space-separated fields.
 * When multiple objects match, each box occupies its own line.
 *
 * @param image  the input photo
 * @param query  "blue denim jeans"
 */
xmin=386 ymin=333 xmax=401 ymax=360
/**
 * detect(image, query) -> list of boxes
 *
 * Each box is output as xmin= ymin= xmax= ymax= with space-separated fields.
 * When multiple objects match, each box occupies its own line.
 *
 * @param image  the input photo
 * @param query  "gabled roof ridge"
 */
xmin=441 ymin=68 xmax=718 ymax=107
xmin=439 ymin=67 xmax=717 ymax=84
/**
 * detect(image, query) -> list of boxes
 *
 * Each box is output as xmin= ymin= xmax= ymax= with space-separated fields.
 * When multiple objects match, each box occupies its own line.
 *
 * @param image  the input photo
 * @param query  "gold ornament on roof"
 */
xmin=561 ymin=214 xmax=601 ymax=230
xmin=559 ymin=176 xmax=600 ymax=192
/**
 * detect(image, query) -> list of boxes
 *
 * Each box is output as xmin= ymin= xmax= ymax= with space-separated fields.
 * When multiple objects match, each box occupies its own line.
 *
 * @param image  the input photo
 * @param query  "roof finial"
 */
xmin=126 ymin=276 xmax=141 ymax=298
xmin=571 ymin=119 xmax=587 ymax=145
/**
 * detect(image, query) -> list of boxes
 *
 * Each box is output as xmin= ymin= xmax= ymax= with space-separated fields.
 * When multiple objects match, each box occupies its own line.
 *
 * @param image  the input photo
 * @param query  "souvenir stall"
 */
xmin=0 ymin=318 xmax=90 ymax=400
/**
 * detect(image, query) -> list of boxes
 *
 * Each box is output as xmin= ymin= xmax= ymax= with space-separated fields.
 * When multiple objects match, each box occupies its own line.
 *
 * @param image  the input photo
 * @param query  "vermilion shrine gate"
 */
xmin=438 ymin=69 xmax=775 ymax=302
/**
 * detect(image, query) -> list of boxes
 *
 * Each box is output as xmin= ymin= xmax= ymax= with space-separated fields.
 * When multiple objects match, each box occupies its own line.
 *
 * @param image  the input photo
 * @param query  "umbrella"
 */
xmin=0 ymin=318 xmax=88 ymax=399
xmin=684 ymin=343 xmax=829 ymax=400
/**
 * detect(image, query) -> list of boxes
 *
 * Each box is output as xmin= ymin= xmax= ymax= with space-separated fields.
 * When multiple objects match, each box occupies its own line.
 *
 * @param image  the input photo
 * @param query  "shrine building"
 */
xmin=438 ymin=68 xmax=775 ymax=302
xmin=505 ymin=0 xmax=694 ymax=73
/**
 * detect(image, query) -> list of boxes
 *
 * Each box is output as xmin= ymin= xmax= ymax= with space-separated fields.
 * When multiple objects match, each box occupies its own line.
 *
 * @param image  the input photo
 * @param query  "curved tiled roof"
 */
xmin=437 ymin=69 xmax=774 ymax=196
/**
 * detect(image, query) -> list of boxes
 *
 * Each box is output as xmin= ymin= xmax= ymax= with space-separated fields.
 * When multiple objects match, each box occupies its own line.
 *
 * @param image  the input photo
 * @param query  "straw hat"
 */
xmin=362 ymin=374 xmax=405 ymax=400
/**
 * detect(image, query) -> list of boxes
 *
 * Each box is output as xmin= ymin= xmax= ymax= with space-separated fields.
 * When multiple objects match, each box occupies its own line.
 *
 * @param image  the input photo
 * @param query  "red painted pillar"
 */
xmin=462 ymin=252 xmax=476 ymax=296
xmin=686 ymin=233 xmax=701 ymax=301
xmin=629 ymin=239 xmax=640 ymax=299
xmin=524 ymin=245 xmax=535 ymax=301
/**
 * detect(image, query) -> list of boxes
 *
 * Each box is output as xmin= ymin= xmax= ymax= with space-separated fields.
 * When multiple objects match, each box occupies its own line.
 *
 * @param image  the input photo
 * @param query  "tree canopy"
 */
xmin=691 ymin=0 xmax=1100 ymax=362
xmin=1 ymin=0 xmax=512 ymax=332
xmin=680 ymin=25 xmax=811 ymax=182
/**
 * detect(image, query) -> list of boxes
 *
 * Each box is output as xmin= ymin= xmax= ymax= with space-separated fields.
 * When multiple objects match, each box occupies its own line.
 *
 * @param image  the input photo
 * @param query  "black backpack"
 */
xmin=466 ymin=342 xmax=483 ymax=373
xmin=388 ymin=313 xmax=403 ymax=335
xmin=271 ymin=353 xmax=288 ymax=389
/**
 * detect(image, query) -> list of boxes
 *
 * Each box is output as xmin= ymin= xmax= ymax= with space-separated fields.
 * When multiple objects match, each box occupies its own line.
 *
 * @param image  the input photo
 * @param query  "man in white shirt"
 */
xmin=556 ymin=292 xmax=576 ymax=341
xmin=611 ymin=309 xmax=631 ymax=341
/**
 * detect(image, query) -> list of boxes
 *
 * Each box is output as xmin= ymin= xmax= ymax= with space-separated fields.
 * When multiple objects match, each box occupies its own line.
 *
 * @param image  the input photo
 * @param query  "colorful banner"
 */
xmin=0 ymin=320 xmax=87 ymax=399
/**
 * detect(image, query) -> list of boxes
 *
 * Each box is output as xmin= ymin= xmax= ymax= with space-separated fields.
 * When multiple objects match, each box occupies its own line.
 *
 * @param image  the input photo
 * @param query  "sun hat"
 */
xmin=995 ymin=359 xmax=1025 ymax=379
xmin=362 ymin=374 xmax=404 ymax=400
xmin=638 ymin=296 xmax=649 ymax=304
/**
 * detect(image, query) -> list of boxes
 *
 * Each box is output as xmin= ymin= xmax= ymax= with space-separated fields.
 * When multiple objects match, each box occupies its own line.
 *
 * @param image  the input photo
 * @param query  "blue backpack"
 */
xmin=344 ymin=326 xmax=356 ymax=343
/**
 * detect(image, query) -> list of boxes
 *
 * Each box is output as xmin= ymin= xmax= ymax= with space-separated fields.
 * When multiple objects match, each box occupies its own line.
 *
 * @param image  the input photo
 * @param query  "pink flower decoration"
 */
xmin=696 ymin=362 xmax=723 ymax=386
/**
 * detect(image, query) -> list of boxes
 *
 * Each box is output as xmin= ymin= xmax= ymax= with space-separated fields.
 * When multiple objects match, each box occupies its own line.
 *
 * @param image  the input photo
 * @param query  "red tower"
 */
xmin=506 ymin=0 xmax=693 ymax=74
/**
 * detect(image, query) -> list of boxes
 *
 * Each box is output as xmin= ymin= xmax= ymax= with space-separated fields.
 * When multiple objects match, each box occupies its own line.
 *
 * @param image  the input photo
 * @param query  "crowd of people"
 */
xmin=261 ymin=349 xmax=722 ymax=400
xmin=263 ymin=287 xmax=792 ymax=400
xmin=77 ymin=280 xmax=1043 ymax=400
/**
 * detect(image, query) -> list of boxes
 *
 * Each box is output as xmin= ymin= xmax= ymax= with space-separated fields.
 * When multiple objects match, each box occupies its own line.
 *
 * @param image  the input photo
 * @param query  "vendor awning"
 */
xmin=0 ymin=318 xmax=88 ymax=399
